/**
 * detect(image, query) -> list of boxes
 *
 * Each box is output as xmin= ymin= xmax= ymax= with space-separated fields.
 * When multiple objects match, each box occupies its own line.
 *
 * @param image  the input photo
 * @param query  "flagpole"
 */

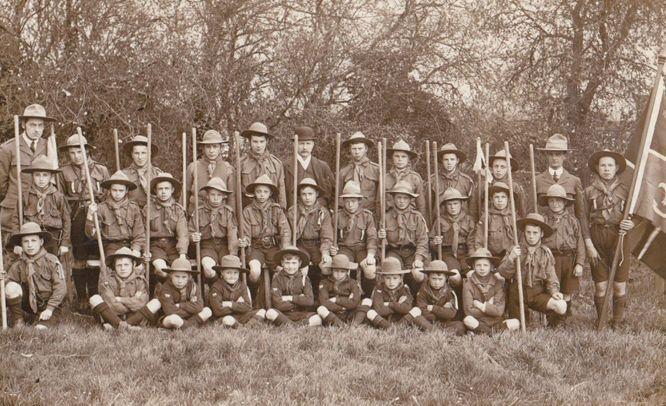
xmin=597 ymin=47 xmax=666 ymax=331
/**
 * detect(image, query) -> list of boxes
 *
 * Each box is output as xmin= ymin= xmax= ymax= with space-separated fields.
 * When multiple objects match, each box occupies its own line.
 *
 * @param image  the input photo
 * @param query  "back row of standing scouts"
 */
xmin=0 ymin=104 xmax=636 ymax=334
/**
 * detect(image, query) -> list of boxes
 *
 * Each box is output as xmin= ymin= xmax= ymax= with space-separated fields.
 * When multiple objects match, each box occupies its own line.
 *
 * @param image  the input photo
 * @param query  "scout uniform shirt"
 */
xmin=242 ymin=201 xmax=291 ymax=249
xmin=497 ymin=244 xmax=560 ymax=296
xmin=478 ymin=176 xmax=527 ymax=219
xmin=585 ymin=176 xmax=627 ymax=229
xmin=7 ymin=249 xmax=66 ymax=313
xmin=287 ymin=202 xmax=334 ymax=255
xmin=186 ymin=158 xmax=236 ymax=214
xmin=318 ymin=275 xmax=362 ymax=313
xmin=473 ymin=207 xmax=515 ymax=256
xmin=542 ymin=210 xmax=585 ymax=265
xmin=416 ymin=282 xmax=458 ymax=322
xmin=270 ymin=269 xmax=315 ymax=313
xmin=12 ymin=184 xmax=72 ymax=248
xmin=338 ymin=157 xmax=380 ymax=214
xmin=462 ymin=271 xmax=506 ymax=326
xmin=535 ymin=168 xmax=589 ymax=238
xmin=429 ymin=212 xmax=475 ymax=258
xmin=157 ymin=278 xmax=203 ymax=318
xmin=337 ymin=208 xmax=378 ymax=252
xmin=285 ymin=155 xmax=334 ymax=208
xmin=431 ymin=168 xmax=477 ymax=219
xmin=188 ymin=200 xmax=239 ymax=255
xmin=59 ymin=160 xmax=110 ymax=203
xmin=147 ymin=197 xmax=189 ymax=256
xmin=385 ymin=167 xmax=427 ymax=218
xmin=84 ymin=196 xmax=146 ymax=252
xmin=208 ymin=278 xmax=253 ymax=321
xmin=240 ymin=151 xmax=287 ymax=208
xmin=99 ymin=271 xmax=149 ymax=315
xmin=385 ymin=206 xmax=429 ymax=262
xmin=121 ymin=164 xmax=164 ymax=208
xmin=370 ymin=282 xmax=413 ymax=322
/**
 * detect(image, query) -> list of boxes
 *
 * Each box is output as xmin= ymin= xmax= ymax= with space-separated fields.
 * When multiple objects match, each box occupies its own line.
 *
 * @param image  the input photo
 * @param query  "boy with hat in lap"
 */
xmin=584 ymin=150 xmax=634 ymax=328
xmin=385 ymin=140 xmax=427 ymax=218
xmin=365 ymin=257 xmax=414 ymax=329
xmin=189 ymin=177 xmax=239 ymax=282
xmin=497 ymin=213 xmax=568 ymax=324
xmin=414 ymin=260 xmax=466 ymax=335
xmin=208 ymin=255 xmax=266 ymax=327
xmin=89 ymin=247 xmax=161 ymax=331
xmin=338 ymin=132 xmax=380 ymax=215
xmin=156 ymin=257 xmax=212 ymax=330
xmin=265 ymin=246 xmax=322 ymax=327
xmin=316 ymin=254 xmax=363 ymax=327
xmin=1 ymin=222 xmax=66 ymax=329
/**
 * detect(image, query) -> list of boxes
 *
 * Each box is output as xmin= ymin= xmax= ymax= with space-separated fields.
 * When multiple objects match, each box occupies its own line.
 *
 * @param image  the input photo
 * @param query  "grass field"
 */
xmin=1 ymin=265 xmax=664 ymax=405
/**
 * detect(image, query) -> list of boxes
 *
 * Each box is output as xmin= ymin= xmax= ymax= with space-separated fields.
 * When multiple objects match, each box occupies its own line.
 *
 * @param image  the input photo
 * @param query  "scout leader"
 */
xmin=338 ymin=132 xmax=380 ymax=215
xmin=329 ymin=181 xmax=378 ymax=296
xmin=0 ymin=104 xmax=53 ymax=232
xmin=189 ymin=177 xmax=239 ymax=282
xmin=121 ymin=135 xmax=163 ymax=208
xmin=385 ymin=140 xmax=426 ymax=218
xmin=480 ymin=148 xmax=527 ymax=218
xmin=497 ymin=213 xmax=568 ymax=325
xmin=89 ymin=247 xmax=161 ymax=331
xmin=1 ymin=222 xmax=66 ymax=329
xmin=11 ymin=155 xmax=71 ymax=256
xmin=430 ymin=143 xmax=477 ymax=221
xmin=584 ymin=150 xmax=635 ymax=329
xmin=413 ymin=260 xmax=466 ymax=335
xmin=285 ymin=126 xmax=335 ymax=208
xmin=430 ymin=188 xmax=476 ymax=276
xmin=316 ymin=254 xmax=364 ymax=327
xmin=208 ymin=255 xmax=266 ymax=327
xmin=58 ymin=133 xmax=110 ymax=311
xmin=239 ymin=122 xmax=287 ymax=208
xmin=185 ymin=129 xmax=236 ymax=214
xmin=265 ymin=246 xmax=322 ymax=327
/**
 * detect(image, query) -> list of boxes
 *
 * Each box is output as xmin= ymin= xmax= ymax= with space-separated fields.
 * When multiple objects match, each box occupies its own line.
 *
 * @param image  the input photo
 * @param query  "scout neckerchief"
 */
xmin=172 ymin=278 xmax=197 ymax=303
xmin=393 ymin=206 xmax=411 ymax=243
xmin=203 ymin=157 xmax=217 ymax=178
xmin=154 ymin=197 xmax=176 ymax=234
xmin=340 ymin=208 xmax=363 ymax=240
xmin=30 ymin=184 xmax=57 ymax=219
xmin=381 ymin=280 xmax=405 ymax=302
xmin=248 ymin=149 xmax=273 ymax=176
xmin=217 ymin=278 xmax=244 ymax=300
xmin=468 ymin=271 xmax=496 ymax=301
xmin=443 ymin=211 xmax=465 ymax=257
xmin=390 ymin=166 xmax=410 ymax=183
xmin=70 ymin=162 xmax=97 ymax=198
xmin=331 ymin=274 xmax=350 ymax=296
xmin=280 ymin=269 xmax=304 ymax=295
xmin=296 ymin=203 xmax=321 ymax=240
xmin=440 ymin=167 xmax=460 ymax=181
xmin=23 ymin=248 xmax=49 ymax=313
xmin=488 ymin=206 xmax=514 ymax=243
xmin=591 ymin=175 xmax=623 ymax=222
xmin=107 ymin=196 xmax=131 ymax=235
xmin=352 ymin=156 xmax=370 ymax=184
xmin=128 ymin=163 xmax=150 ymax=193
xmin=523 ymin=243 xmax=550 ymax=288
xmin=114 ymin=270 xmax=139 ymax=298
xmin=203 ymin=200 xmax=226 ymax=238
xmin=252 ymin=200 xmax=272 ymax=238
xmin=422 ymin=281 xmax=453 ymax=306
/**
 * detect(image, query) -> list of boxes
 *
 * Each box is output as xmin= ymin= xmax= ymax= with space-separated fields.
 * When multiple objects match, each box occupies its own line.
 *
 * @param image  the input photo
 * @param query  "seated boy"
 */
xmin=316 ymin=254 xmax=363 ymax=327
xmin=156 ymin=257 xmax=212 ymax=330
xmin=208 ymin=255 xmax=265 ymax=327
xmin=89 ymin=247 xmax=161 ymax=330
xmin=497 ymin=213 xmax=568 ymax=325
xmin=265 ymin=246 xmax=322 ymax=327
xmin=365 ymin=257 xmax=413 ymax=329
xmin=462 ymin=248 xmax=520 ymax=335
xmin=190 ymin=177 xmax=239 ymax=282
xmin=414 ymin=260 xmax=465 ymax=335
xmin=2 ymin=222 xmax=66 ymax=329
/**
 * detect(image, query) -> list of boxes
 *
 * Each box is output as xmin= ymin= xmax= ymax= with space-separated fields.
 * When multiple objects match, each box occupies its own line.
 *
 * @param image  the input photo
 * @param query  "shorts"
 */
xmin=16 ymin=296 xmax=61 ymax=328
xmin=297 ymin=239 xmax=320 ymax=265
xmin=442 ymin=247 xmax=469 ymax=272
xmin=553 ymin=253 xmax=579 ymax=294
xmin=590 ymin=224 xmax=631 ymax=283
xmin=524 ymin=281 xmax=551 ymax=313
xmin=338 ymin=245 xmax=369 ymax=264
xmin=200 ymin=238 xmax=229 ymax=263
xmin=284 ymin=310 xmax=317 ymax=323
xmin=150 ymin=238 xmax=180 ymax=263
xmin=104 ymin=240 xmax=131 ymax=256
xmin=213 ymin=309 xmax=260 ymax=324
xmin=248 ymin=245 xmax=281 ymax=269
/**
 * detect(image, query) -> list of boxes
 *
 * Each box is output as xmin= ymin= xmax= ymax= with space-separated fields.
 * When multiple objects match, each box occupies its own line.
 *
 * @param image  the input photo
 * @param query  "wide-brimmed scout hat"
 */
xmin=245 ymin=174 xmax=278 ymax=196
xmin=213 ymin=255 xmax=249 ymax=274
xmin=588 ymin=150 xmax=626 ymax=175
xmin=341 ymin=131 xmax=374 ymax=149
xmin=465 ymin=248 xmax=501 ymax=268
xmin=420 ymin=260 xmax=456 ymax=276
xmin=164 ymin=257 xmax=198 ymax=274
xmin=377 ymin=257 xmax=410 ymax=275
xmin=489 ymin=149 xmax=518 ymax=171
xmin=9 ymin=222 xmax=51 ymax=247
xmin=23 ymin=155 xmax=60 ymax=174
xmin=386 ymin=139 xmax=417 ymax=159
xmin=441 ymin=187 xmax=468 ymax=202
xmin=537 ymin=134 xmax=572 ymax=152
xmin=19 ymin=104 xmax=55 ymax=122
xmin=200 ymin=177 xmax=231 ymax=194
xmin=273 ymin=245 xmax=310 ymax=266
xmin=151 ymin=172 xmax=182 ymax=195
xmin=538 ymin=184 xmax=574 ymax=206
xmin=106 ymin=247 xmax=141 ymax=266
xmin=517 ymin=212 xmax=553 ymax=238
xmin=340 ymin=181 xmax=363 ymax=199
xmin=387 ymin=180 xmax=418 ymax=198
xmin=297 ymin=177 xmax=324 ymax=195
xmin=123 ymin=135 xmax=159 ymax=157
xmin=437 ymin=143 xmax=466 ymax=163
xmin=241 ymin=122 xmax=272 ymax=139
xmin=293 ymin=126 xmax=316 ymax=141
xmin=59 ymin=133 xmax=95 ymax=150
xmin=101 ymin=171 xmax=137 ymax=191
xmin=489 ymin=182 xmax=511 ymax=197
xmin=329 ymin=254 xmax=357 ymax=271
xmin=199 ymin=129 xmax=228 ymax=144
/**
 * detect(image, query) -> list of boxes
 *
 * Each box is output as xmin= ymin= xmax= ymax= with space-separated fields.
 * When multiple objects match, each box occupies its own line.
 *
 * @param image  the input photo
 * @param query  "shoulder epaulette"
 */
xmin=362 ymin=209 xmax=374 ymax=217
xmin=1 ymin=138 xmax=14 ymax=146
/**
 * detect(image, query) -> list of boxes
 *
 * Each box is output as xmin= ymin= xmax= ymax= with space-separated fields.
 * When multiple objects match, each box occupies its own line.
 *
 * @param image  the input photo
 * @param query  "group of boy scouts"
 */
xmin=0 ymin=103 xmax=637 ymax=334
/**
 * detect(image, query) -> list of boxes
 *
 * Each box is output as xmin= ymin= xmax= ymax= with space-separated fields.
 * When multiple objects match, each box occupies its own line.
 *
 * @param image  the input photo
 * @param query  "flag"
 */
xmin=472 ymin=137 xmax=485 ymax=175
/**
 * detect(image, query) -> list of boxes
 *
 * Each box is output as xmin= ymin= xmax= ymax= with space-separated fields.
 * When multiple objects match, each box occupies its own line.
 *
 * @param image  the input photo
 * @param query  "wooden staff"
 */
xmin=76 ymin=127 xmax=106 ymax=274
xmin=13 ymin=116 xmax=23 ymax=226
xmin=332 ymin=133 xmax=341 ymax=248
xmin=0 ymin=225 xmax=6 ymax=330
xmin=113 ymin=129 xmax=121 ymax=172
xmin=144 ymin=124 xmax=152 ymax=289
xmin=432 ymin=141 xmax=442 ymax=260
xmin=292 ymin=132 xmax=299 ymax=246
xmin=181 ymin=132 xmax=188 ymax=208
xmin=504 ymin=141 xmax=526 ymax=333
xmin=477 ymin=138 xmax=483 ymax=217
xmin=233 ymin=132 xmax=247 ymax=286
xmin=529 ymin=144 xmax=538 ymax=214
xmin=484 ymin=143 xmax=490 ymax=249
xmin=192 ymin=128 xmax=203 ymax=299
xmin=378 ymin=141 xmax=386 ymax=261
xmin=425 ymin=141 xmax=432 ymax=225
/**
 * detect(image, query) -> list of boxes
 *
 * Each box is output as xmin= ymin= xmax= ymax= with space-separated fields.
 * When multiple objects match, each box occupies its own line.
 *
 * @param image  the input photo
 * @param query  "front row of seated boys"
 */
xmin=1 ymin=206 xmax=566 ymax=334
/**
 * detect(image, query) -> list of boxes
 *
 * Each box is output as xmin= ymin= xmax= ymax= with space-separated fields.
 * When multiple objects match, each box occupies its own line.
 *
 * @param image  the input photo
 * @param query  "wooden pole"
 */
xmin=192 ymin=128 xmax=203 ymax=299
xmin=332 ymin=133 xmax=341 ymax=248
xmin=0 ymin=225 xmax=6 ymax=330
xmin=113 ymin=129 xmax=121 ymax=172
xmin=504 ymin=141 xmax=526 ymax=333
xmin=144 ymin=124 xmax=152 ymax=290
xmin=13 ymin=116 xmax=23 ymax=226
xmin=292 ymin=133 xmax=299 ymax=246
xmin=233 ymin=132 xmax=247 ymax=286
xmin=484 ymin=143 xmax=490 ymax=249
xmin=529 ymin=144 xmax=538 ymax=215
xmin=477 ymin=138 xmax=483 ymax=217
xmin=425 ymin=141 xmax=432 ymax=225
xmin=432 ymin=142 xmax=442 ymax=260
xmin=378 ymin=141 xmax=386 ymax=261
xmin=181 ymin=132 xmax=187 ymax=209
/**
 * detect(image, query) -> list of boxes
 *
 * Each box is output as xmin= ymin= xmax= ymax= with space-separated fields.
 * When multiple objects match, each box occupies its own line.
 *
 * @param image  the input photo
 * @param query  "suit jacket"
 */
xmin=0 ymin=135 xmax=48 ymax=210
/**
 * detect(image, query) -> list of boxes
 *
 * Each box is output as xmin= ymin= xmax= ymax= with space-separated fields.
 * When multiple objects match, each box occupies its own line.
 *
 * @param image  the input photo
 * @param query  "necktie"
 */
xmin=30 ymin=140 xmax=36 ymax=153
xmin=553 ymin=172 xmax=560 ymax=182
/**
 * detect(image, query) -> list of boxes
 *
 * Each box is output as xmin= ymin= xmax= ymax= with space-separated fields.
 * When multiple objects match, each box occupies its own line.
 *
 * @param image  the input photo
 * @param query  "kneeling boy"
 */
xmin=156 ymin=257 xmax=212 ymax=329
xmin=209 ymin=255 xmax=265 ymax=327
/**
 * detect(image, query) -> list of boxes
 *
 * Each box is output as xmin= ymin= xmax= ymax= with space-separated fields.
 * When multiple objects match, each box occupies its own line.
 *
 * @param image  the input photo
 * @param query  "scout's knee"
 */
xmin=594 ymin=281 xmax=608 ymax=297
xmin=5 ymin=282 xmax=22 ymax=299
xmin=249 ymin=260 xmax=262 ymax=283
xmin=152 ymin=258 xmax=168 ymax=271
xmin=550 ymin=299 xmax=567 ymax=315
xmin=366 ymin=309 xmax=378 ymax=321
xmin=361 ymin=298 xmax=372 ymax=308
xmin=198 ymin=307 xmax=212 ymax=321
xmin=202 ymin=257 xmax=217 ymax=279
xmin=463 ymin=316 xmax=479 ymax=330
xmin=504 ymin=318 xmax=520 ymax=331
xmin=363 ymin=263 xmax=376 ymax=280
xmin=308 ymin=315 xmax=322 ymax=327
xmin=266 ymin=308 xmax=279 ymax=321
xmin=613 ymin=282 xmax=627 ymax=297
xmin=317 ymin=306 xmax=330 ymax=318
xmin=255 ymin=309 xmax=266 ymax=319
xmin=146 ymin=299 xmax=161 ymax=314
xmin=411 ymin=268 xmax=425 ymax=283
xmin=163 ymin=314 xmax=184 ymax=329
xmin=89 ymin=294 xmax=104 ymax=308
xmin=408 ymin=307 xmax=422 ymax=318
xmin=222 ymin=315 xmax=237 ymax=327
